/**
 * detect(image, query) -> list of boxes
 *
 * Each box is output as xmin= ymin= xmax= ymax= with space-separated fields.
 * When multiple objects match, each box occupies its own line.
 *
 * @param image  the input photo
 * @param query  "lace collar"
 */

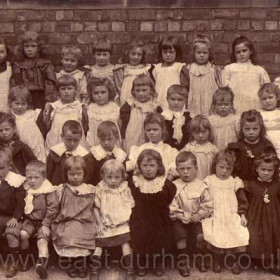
xmin=52 ymin=99 xmax=81 ymax=110
xmin=67 ymin=183 xmax=95 ymax=195
xmin=127 ymin=99 xmax=159 ymax=113
xmin=90 ymin=145 xmax=126 ymax=162
xmin=133 ymin=175 xmax=165 ymax=194
xmin=97 ymin=180 xmax=128 ymax=194
xmin=3 ymin=172 xmax=26 ymax=188
xmin=59 ymin=69 xmax=82 ymax=76
xmin=161 ymin=108 xmax=186 ymax=121
xmin=51 ymin=142 xmax=89 ymax=157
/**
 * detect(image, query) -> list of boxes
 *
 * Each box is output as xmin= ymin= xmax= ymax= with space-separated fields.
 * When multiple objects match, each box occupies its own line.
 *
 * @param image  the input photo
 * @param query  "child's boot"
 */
xmin=154 ymin=256 xmax=165 ymax=277
xmin=36 ymin=257 xmax=48 ymax=279
xmin=136 ymin=256 xmax=148 ymax=277
xmin=231 ymin=254 xmax=242 ymax=274
xmin=5 ymin=247 xmax=19 ymax=278
xmin=213 ymin=253 xmax=222 ymax=273
xmin=123 ymin=254 xmax=135 ymax=280
xmin=177 ymin=248 xmax=190 ymax=277
xmin=89 ymin=255 xmax=101 ymax=280
xmin=195 ymin=249 xmax=208 ymax=272
xmin=19 ymin=248 xmax=32 ymax=272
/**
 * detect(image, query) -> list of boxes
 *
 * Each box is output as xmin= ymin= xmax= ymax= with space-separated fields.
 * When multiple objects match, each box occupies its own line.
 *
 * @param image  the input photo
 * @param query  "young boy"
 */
xmin=57 ymin=46 xmax=89 ymax=104
xmin=162 ymin=84 xmax=192 ymax=150
xmin=169 ymin=151 xmax=212 ymax=277
xmin=20 ymin=160 xmax=59 ymax=279
xmin=46 ymin=120 xmax=94 ymax=185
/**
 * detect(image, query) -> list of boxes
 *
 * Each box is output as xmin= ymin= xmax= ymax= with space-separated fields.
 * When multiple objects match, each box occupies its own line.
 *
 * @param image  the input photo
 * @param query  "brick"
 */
xmin=46 ymin=11 xmax=56 ymax=21
xmin=71 ymin=22 xmax=83 ymax=32
xmin=44 ymin=45 xmax=60 ymax=55
xmin=156 ymin=10 xmax=173 ymax=20
xmin=77 ymin=34 xmax=96 ymax=44
xmin=84 ymin=22 xmax=98 ymax=32
xmin=1 ymin=35 xmax=17 ymax=45
xmin=251 ymin=21 xmax=264 ymax=30
xmin=42 ymin=22 xmax=55 ymax=33
xmin=182 ymin=21 xmax=195 ymax=31
xmin=168 ymin=22 xmax=180 ymax=32
xmin=272 ymin=34 xmax=280 ymax=41
xmin=258 ymin=53 xmax=274 ymax=63
xmin=154 ymin=21 xmax=167 ymax=32
xmin=107 ymin=32 xmax=131 ymax=44
xmin=267 ymin=9 xmax=280 ymax=18
xmin=223 ymin=20 xmax=237 ymax=31
xmin=215 ymin=54 xmax=230 ymax=65
xmin=275 ymin=54 xmax=280 ymax=63
xmin=112 ymin=22 xmax=125 ymax=32
xmin=213 ymin=32 xmax=240 ymax=43
xmin=195 ymin=21 xmax=209 ymax=31
xmin=126 ymin=21 xmax=139 ymax=32
xmin=212 ymin=9 xmax=239 ymax=19
xmin=0 ymin=23 xmax=14 ymax=33
xmin=184 ymin=10 xmax=211 ymax=20
xmin=140 ymin=22 xmax=153 ymax=32
xmin=238 ymin=21 xmax=250 ymax=30
xmin=49 ymin=34 xmax=74 ymax=44
xmin=265 ymin=21 xmax=278 ymax=30
xmin=263 ymin=63 xmax=280 ymax=74
xmin=137 ymin=33 xmax=159 ymax=43
xmin=102 ymin=10 xmax=127 ymax=21
xmin=247 ymin=33 xmax=271 ymax=42
xmin=212 ymin=43 xmax=229 ymax=54
xmin=240 ymin=9 xmax=266 ymax=19
xmin=211 ymin=20 xmax=223 ymax=31
xmin=74 ymin=11 xmax=102 ymax=21
xmin=55 ymin=22 xmax=71 ymax=32
xmin=15 ymin=22 xmax=42 ymax=33
xmin=56 ymin=11 xmax=73 ymax=21
xmin=17 ymin=10 xmax=45 ymax=21
xmin=128 ymin=10 xmax=155 ymax=20
xmin=256 ymin=42 xmax=280 ymax=53
xmin=173 ymin=10 xmax=184 ymax=20
xmin=0 ymin=10 xmax=15 ymax=22
xmin=97 ymin=22 xmax=111 ymax=32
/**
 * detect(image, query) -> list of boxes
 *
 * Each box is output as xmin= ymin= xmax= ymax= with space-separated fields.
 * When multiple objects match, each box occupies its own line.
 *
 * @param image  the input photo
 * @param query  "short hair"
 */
xmin=92 ymin=39 xmax=112 ymax=54
xmin=131 ymin=74 xmax=156 ymax=99
xmin=87 ymin=77 xmax=116 ymax=102
xmin=0 ymin=37 xmax=12 ymax=62
xmin=191 ymin=34 xmax=214 ymax=64
xmin=97 ymin=121 xmax=119 ymax=140
xmin=144 ymin=112 xmax=168 ymax=142
xmin=136 ymin=149 xmax=165 ymax=176
xmin=212 ymin=149 xmax=236 ymax=174
xmin=258 ymin=83 xmax=280 ymax=100
xmin=61 ymin=45 xmax=82 ymax=60
xmin=0 ymin=112 xmax=18 ymax=141
xmin=240 ymin=110 xmax=265 ymax=140
xmin=62 ymin=120 xmax=83 ymax=137
xmin=8 ymin=86 xmax=32 ymax=107
xmin=26 ymin=160 xmax=46 ymax=178
xmin=210 ymin=87 xmax=235 ymax=114
xmin=167 ymin=84 xmax=188 ymax=99
xmin=0 ymin=148 xmax=12 ymax=165
xmin=100 ymin=159 xmax=127 ymax=181
xmin=176 ymin=151 xmax=197 ymax=168
xmin=62 ymin=156 xmax=87 ymax=183
xmin=189 ymin=115 xmax=213 ymax=142
xmin=56 ymin=75 xmax=78 ymax=91
xmin=159 ymin=36 xmax=182 ymax=62
xmin=124 ymin=40 xmax=146 ymax=64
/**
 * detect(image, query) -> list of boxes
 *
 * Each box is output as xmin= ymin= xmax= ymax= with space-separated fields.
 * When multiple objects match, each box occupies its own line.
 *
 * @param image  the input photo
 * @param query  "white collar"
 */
xmin=148 ymin=141 xmax=164 ymax=147
xmin=133 ymin=175 xmax=165 ymax=194
xmin=90 ymin=145 xmax=127 ymax=162
xmin=51 ymin=143 xmax=89 ymax=157
xmin=59 ymin=69 xmax=82 ymax=76
xmin=161 ymin=108 xmax=186 ymax=121
xmin=3 ymin=172 xmax=26 ymax=188
xmin=174 ymin=178 xmax=206 ymax=196
xmin=24 ymin=179 xmax=55 ymax=194
xmin=97 ymin=180 xmax=128 ymax=194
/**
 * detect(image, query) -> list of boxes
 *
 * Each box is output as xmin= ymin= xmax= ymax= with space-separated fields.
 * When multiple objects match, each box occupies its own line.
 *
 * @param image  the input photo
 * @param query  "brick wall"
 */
xmin=1 ymin=4 xmax=280 ymax=79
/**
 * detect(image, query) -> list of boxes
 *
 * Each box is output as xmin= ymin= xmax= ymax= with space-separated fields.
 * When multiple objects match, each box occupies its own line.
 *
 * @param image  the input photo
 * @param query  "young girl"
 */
xmin=208 ymin=87 xmax=240 ymax=150
xmin=152 ymin=36 xmax=189 ymax=109
xmin=0 ymin=112 xmax=36 ymax=175
xmin=223 ymin=36 xmax=270 ymax=114
xmin=10 ymin=30 xmax=57 ymax=109
xmin=86 ymin=77 xmax=120 ymax=147
xmin=129 ymin=149 xmax=176 ymax=276
xmin=91 ymin=159 xmax=134 ymax=279
xmin=51 ymin=156 xmax=96 ymax=278
xmin=228 ymin=110 xmax=275 ymax=181
xmin=245 ymin=151 xmax=280 ymax=273
xmin=0 ymin=38 xmax=12 ymax=112
xmin=187 ymin=35 xmax=222 ymax=116
xmin=202 ymin=150 xmax=249 ymax=274
xmin=114 ymin=40 xmax=151 ymax=106
xmin=120 ymin=74 xmax=161 ymax=153
xmin=126 ymin=112 xmax=178 ymax=176
xmin=181 ymin=115 xmax=218 ymax=180
xmin=258 ymin=83 xmax=280 ymax=159
xmin=9 ymin=85 xmax=46 ymax=163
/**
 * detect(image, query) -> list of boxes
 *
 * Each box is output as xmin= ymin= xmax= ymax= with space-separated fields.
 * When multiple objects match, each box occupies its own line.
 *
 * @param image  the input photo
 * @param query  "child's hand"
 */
xmin=189 ymin=213 xmax=201 ymax=223
xmin=97 ymin=224 xmax=106 ymax=236
xmin=40 ymin=225 xmax=50 ymax=238
xmin=240 ymin=214 xmax=248 ymax=227
xmin=6 ymin=218 xmax=18 ymax=228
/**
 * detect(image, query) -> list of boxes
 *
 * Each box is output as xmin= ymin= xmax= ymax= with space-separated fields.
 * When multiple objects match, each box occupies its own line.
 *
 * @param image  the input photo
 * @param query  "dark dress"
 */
xmin=129 ymin=176 xmax=176 ymax=256
xmin=245 ymin=179 xmax=280 ymax=260
xmin=228 ymin=138 xmax=275 ymax=181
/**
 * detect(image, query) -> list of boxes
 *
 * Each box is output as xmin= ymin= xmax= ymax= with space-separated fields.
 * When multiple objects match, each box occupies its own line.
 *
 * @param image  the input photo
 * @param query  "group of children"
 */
xmin=0 ymin=28 xmax=279 ymax=280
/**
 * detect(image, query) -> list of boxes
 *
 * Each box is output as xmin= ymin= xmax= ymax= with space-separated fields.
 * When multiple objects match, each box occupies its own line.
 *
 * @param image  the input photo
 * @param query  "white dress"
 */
xmin=86 ymin=102 xmax=120 ymax=147
xmin=222 ymin=61 xmax=270 ymax=114
xmin=202 ymin=175 xmax=249 ymax=249
xmin=208 ymin=114 xmax=240 ymax=150
xmin=153 ymin=62 xmax=185 ymax=109
xmin=260 ymin=109 xmax=280 ymax=159
xmin=13 ymin=110 xmax=46 ymax=163
xmin=181 ymin=141 xmax=218 ymax=180
xmin=0 ymin=62 xmax=12 ymax=112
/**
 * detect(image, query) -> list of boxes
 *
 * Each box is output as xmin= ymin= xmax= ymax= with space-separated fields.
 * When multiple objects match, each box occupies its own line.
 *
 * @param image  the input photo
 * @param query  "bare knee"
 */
xmin=20 ymin=230 xmax=30 ymax=241
xmin=176 ymin=238 xmax=187 ymax=250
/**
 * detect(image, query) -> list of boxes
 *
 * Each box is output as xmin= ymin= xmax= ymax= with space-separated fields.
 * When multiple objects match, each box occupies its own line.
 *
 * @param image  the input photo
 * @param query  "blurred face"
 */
xmin=129 ymin=47 xmax=143 ymax=66
xmin=192 ymin=128 xmax=210 ymax=144
xmin=194 ymin=44 xmax=210 ymax=65
xmin=99 ymin=133 xmax=117 ymax=152
xmin=215 ymin=160 xmax=233 ymax=180
xmin=167 ymin=92 xmax=185 ymax=112
xmin=26 ymin=170 xmax=45 ymax=190
xmin=59 ymin=85 xmax=76 ymax=104
xmin=95 ymin=51 xmax=110 ymax=67
xmin=145 ymin=123 xmax=163 ymax=144
xmin=140 ymin=157 xmax=158 ymax=180
xmin=0 ymin=44 xmax=7 ymax=64
xmin=260 ymin=91 xmax=278 ymax=111
xmin=177 ymin=159 xmax=197 ymax=182
xmin=242 ymin=121 xmax=261 ymax=143
xmin=61 ymin=54 xmax=79 ymax=73
xmin=61 ymin=130 xmax=81 ymax=152
xmin=11 ymin=99 xmax=28 ymax=115
xmin=256 ymin=161 xmax=274 ymax=182
xmin=92 ymin=85 xmax=109 ymax=106
xmin=67 ymin=167 xmax=84 ymax=186
xmin=103 ymin=169 xmax=123 ymax=189
xmin=0 ymin=160 xmax=10 ymax=181
xmin=133 ymin=85 xmax=152 ymax=103
xmin=162 ymin=47 xmax=176 ymax=65
xmin=234 ymin=43 xmax=252 ymax=63
xmin=0 ymin=121 xmax=14 ymax=143
xmin=23 ymin=41 xmax=38 ymax=58
xmin=215 ymin=95 xmax=233 ymax=117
